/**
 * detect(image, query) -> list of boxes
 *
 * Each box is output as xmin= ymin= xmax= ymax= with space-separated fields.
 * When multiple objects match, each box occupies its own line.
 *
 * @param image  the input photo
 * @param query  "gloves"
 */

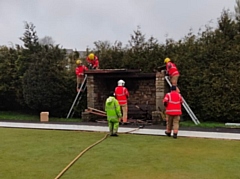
xmin=164 ymin=102 xmax=168 ymax=107
xmin=88 ymin=64 xmax=93 ymax=69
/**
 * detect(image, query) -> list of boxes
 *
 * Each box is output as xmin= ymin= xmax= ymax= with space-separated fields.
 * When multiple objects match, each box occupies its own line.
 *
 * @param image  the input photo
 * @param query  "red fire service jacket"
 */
xmin=166 ymin=62 xmax=180 ymax=77
xmin=114 ymin=86 xmax=129 ymax=105
xmin=163 ymin=91 xmax=183 ymax=115
xmin=86 ymin=56 xmax=99 ymax=69
xmin=75 ymin=65 xmax=88 ymax=77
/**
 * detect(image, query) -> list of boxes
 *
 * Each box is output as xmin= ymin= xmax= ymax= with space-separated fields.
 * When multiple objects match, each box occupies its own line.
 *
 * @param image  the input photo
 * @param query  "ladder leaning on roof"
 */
xmin=66 ymin=75 xmax=88 ymax=119
xmin=164 ymin=76 xmax=200 ymax=125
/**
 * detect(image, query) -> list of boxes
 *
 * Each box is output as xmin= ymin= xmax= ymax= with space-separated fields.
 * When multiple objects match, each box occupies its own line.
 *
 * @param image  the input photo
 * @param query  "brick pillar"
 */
xmin=155 ymin=71 xmax=165 ymax=111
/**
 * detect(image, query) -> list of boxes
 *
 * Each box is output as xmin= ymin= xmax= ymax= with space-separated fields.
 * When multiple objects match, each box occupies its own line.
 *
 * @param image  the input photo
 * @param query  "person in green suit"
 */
xmin=105 ymin=92 xmax=122 ymax=136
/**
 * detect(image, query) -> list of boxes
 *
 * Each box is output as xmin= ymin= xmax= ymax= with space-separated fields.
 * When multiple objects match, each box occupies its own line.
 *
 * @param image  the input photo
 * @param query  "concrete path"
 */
xmin=0 ymin=121 xmax=240 ymax=140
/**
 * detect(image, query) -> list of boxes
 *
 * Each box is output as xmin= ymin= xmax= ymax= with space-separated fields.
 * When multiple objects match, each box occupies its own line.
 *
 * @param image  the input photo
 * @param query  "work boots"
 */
xmin=165 ymin=131 xmax=171 ymax=137
xmin=165 ymin=131 xmax=178 ymax=139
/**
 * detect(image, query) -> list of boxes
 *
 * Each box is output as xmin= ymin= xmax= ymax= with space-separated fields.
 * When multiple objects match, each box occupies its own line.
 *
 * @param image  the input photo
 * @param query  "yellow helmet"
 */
xmin=164 ymin=57 xmax=171 ymax=63
xmin=88 ymin=53 xmax=94 ymax=60
xmin=76 ymin=59 xmax=82 ymax=65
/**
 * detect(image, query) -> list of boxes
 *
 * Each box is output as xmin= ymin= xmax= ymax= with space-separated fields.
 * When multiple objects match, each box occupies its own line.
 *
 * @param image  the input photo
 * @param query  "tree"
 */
xmin=235 ymin=0 xmax=240 ymax=19
xmin=39 ymin=36 xmax=55 ymax=46
xmin=20 ymin=21 xmax=40 ymax=51
xmin=175 ymin=9 xmax=240 ymax=122
xmin=22 ymin=45 xmax=74 ymax=116
xmin=93 ymin=40 xmax=125 ymax=69
xmin=0 ymin=46 xmax=20 ymax=109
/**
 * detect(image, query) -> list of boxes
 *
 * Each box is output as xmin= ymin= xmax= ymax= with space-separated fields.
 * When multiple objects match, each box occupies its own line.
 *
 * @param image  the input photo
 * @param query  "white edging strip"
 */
xmin=1 ymin=122 xmax=240 ymax=140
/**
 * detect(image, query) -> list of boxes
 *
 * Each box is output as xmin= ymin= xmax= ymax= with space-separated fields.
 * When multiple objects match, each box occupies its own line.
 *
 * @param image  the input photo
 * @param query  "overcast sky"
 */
xmin=0 ymin=0 xmax=237 ymax=50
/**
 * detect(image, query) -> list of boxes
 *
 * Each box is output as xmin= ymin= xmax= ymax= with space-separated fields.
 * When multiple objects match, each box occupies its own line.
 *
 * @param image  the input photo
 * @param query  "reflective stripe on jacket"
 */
xmin=105 ymin=97 xmax=122 ymax=122
xmin=114 ymin=86 xmax=129 ymax=105
xmin=163 ymin=91 xmax=182 ymax=115
xmin=166 ymin=62 xmax=180 ymax=77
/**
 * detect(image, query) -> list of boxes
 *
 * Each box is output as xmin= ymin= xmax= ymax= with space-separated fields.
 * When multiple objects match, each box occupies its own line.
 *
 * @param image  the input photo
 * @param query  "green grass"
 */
xmin=0 ymin=128 xmax=240 ymax=179
xmin=0 ymin=128 xmax=102 ymax=179
xmin=0 ymin=111 xmax=81 ymax=122
xmin=180 ymin=120 xmax=226 ymax=128
xmin=67 ymin=135 xmax=240 ymax=179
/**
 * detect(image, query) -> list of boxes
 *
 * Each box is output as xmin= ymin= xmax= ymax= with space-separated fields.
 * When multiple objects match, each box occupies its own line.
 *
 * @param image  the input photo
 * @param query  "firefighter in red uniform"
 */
xmin=75 ymin=59 xmax=88 ymax=92
xmin=164 ymin=57 xmax=180 ymax=92
xmin=163 ymin=85 xmax=183 ymax=139
xmin=86 ymin=53 xmax=99 ymax=69
xmin=114 ymin=79 xmax=129 ymax=124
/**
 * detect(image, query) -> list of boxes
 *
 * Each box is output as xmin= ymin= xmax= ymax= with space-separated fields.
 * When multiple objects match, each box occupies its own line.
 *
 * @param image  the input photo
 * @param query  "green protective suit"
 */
xmin=105 ymin=96 xmax=122 ymax=135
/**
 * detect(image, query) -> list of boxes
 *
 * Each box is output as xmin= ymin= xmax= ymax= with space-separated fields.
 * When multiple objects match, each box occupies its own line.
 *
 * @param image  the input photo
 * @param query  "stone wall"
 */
xmin=85 ymin=71 xmax=167 ymax=120
xmin=128 ymin=79 xmax=156 ymax=106
xmin=87 ymin=73 xmax=166 ymax=109
xmin=86 ymin=75 xmax=95 ymax=108
xmin=155 ymin=71 xmax=166 ymax=111
xmin=86 ymin=76 xmax=116 ymax=110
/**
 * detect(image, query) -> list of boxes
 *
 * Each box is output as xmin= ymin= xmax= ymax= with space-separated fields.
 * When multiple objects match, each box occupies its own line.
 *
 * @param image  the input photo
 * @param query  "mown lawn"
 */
xmin=0 ymin=127 xmax=240 ymax=179
xmin=0 ymin=111 xmax=81 ymax=122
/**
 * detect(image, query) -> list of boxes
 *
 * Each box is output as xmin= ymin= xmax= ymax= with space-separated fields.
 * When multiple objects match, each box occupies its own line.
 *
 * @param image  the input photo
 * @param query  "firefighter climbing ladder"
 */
xmin=66 ymin=75 xmax=88 ymax=119
xmin=164 ymin=76 xmax=200 ymax=125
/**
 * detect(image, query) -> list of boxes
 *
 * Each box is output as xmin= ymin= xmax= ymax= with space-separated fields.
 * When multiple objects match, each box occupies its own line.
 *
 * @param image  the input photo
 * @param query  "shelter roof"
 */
xmin=85 ymin=69 xmax=155 ymax=78
xmin=85 ymin=69 xmax=140 ymax=74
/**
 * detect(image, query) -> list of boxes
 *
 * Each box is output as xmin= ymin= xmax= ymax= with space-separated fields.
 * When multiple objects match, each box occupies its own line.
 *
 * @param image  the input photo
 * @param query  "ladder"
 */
xmin=66 ymin=75 xmax=88 ymax=119
xmin=164 ymin=76 xmax=200 ymax=125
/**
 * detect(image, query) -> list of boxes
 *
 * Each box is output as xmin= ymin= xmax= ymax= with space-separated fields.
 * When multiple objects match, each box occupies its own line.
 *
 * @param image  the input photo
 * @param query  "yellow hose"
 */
xmin=54 ymin=133 xmax=109 ymax=179
xmin=125 ymin=128 xmax=140 ymax=133
xmin=54 ymin=127 xmax=140 ymax=178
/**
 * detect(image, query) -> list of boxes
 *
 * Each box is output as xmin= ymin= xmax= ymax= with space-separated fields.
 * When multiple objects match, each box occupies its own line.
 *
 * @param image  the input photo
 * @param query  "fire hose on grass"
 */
xmin=54 ymin=127 xmax=143 ymax=179
xmin=54 ymin=133 xmax=109 ymax=179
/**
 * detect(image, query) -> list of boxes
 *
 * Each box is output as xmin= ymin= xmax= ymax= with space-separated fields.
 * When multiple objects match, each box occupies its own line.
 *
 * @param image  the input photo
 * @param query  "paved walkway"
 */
xmin=0 ymin=121 xmax=240 ymax=140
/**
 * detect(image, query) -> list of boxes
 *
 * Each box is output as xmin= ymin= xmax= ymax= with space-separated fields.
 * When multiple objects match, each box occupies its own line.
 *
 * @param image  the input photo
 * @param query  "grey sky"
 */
xmin=0 ymin=0 xmax=237 ymax=50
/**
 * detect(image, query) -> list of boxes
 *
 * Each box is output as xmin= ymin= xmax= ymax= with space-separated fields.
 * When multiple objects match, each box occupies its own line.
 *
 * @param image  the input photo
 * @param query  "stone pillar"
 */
xmin=155 ymin=71 xmax=165 ymax=111
xmin=87 ymin=75 xmax=95 ymax=108
xmin=81 ymin=111 xmax=91 ymax=122
xmin=151 ymin=111 xmax=161 ymax=124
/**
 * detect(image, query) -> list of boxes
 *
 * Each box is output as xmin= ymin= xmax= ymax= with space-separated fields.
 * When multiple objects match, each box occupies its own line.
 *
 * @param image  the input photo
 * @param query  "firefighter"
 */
xmin=105 ymin=91 xmax=122 ymax=136
xmin=86 ymin=53 xmax=99 ymax=69
xmin=114 ymin=79 xmax=129 ymax=124
xmin=75 ymin=59 xmax=88 ymax=92
xmin=164 ymin=57 xmax=180 ymax=92
xmin=163 ymin=85 xmax=183 ymax=139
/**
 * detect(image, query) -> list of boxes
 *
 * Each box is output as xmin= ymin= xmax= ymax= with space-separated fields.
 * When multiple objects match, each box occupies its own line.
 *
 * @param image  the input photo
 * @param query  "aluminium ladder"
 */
xmin=66 ymin=75 xmax=88 ymax=119
xmin=164 ymin=76 xmax=200 ymax=125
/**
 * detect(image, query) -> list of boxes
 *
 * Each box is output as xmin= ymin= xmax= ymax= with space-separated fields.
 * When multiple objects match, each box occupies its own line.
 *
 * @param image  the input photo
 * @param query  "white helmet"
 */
xmin=117 ymin=79 xmax=125 ymax=86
